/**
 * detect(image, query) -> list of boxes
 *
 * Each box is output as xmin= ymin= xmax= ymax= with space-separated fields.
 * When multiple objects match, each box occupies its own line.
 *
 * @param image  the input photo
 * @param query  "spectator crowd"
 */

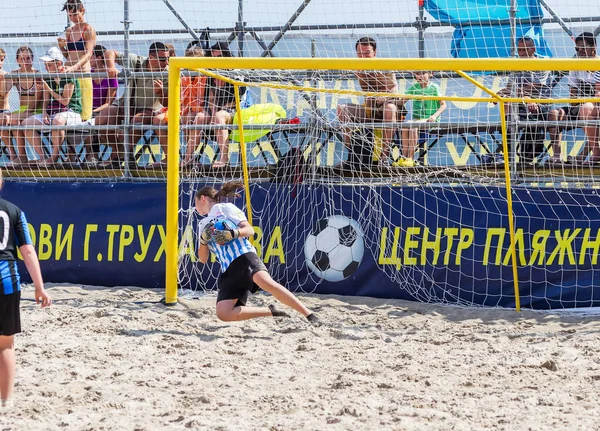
xmin=0 ymin=0 xmax=599 ymax=169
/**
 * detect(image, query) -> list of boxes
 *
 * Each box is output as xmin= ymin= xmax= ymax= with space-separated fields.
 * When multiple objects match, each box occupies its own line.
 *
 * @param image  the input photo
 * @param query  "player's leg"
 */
xmin=151 ymin=111 xmax=168 ymax=164
xmin=252 ymin=270 xmax=312 ymax=317
xmin=0 ymin=335 xmax=15 ymax=406
xmin=337 ymin=104 xmax=365 ymax=147
xmin=380 ymin=102 xmax=398 ymax=162
xmin=548 ymin=107 xmax=565 ymax=163
xmin=215 ymin=298 xmax=273 ymax=322
xmin=212 ymin=109 xmax=232 ymax=167
xmin=0 ymin=291 xmax=20 ymax=406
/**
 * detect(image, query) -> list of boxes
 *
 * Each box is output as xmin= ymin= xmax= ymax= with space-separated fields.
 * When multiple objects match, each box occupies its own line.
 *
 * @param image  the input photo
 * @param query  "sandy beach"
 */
xmin=2 ymin=283 xmax=600 ymax=430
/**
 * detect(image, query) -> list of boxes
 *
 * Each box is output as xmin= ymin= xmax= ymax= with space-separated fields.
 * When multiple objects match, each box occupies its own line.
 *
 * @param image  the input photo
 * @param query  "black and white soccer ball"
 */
xmin=304 ymin=215 xmax=364 ymax=282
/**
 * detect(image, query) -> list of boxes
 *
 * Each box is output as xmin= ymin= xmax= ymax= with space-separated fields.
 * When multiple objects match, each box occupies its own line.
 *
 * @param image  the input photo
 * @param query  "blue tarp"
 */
xmin=425 ymin=0 xmax=553 ymax=58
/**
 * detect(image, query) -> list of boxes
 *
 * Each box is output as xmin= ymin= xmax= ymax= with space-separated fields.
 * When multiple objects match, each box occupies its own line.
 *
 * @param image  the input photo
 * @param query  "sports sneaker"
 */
xmin=393 ymin=158 xmax=415 ymax=168
xmin=268 ymin=304 xmax=291 ymax=318
xmin=306 ymin=313 xmax=322 ymax=327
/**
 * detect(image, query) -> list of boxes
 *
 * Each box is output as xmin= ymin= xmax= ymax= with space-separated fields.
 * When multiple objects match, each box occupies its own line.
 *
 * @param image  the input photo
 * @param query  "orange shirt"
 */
xmin=181 ymin=75 xmax=206 ymax=116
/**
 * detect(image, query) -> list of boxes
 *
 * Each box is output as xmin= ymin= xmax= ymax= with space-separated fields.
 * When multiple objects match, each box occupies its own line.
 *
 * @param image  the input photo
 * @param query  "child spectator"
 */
xmin=151 ymin=44 xmax=207 ymax=167
xmin=21 ymin=47 xmax=83 ymax=166
xmin=400 ymin=71 xmax=446 ymax=166
xmin=84 ymin=44 xmax=118 ymax=164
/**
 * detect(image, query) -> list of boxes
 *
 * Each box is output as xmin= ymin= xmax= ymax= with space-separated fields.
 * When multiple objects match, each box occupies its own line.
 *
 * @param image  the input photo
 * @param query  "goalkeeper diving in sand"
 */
xmin=195 ymin=180 xmax=321 ymax=325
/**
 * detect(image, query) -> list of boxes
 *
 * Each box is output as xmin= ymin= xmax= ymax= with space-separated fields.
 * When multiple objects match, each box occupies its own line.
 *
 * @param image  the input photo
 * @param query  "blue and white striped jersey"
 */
xmin=198 ymin=203 xmax=256 ymax=272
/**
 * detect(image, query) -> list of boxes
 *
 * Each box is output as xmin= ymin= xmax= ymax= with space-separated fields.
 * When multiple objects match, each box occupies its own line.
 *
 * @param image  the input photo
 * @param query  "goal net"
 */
xmin=167 ymin=56 xmax=600 ymax=310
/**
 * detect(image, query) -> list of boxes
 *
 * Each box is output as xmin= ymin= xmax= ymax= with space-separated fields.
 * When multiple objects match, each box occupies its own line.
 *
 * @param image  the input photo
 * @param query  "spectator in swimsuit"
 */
xmin=57 ymin=0 xmax=96 ymax=123
xmin=21 ymin=47 xmax=83 ymax=166
xmin=2 ymin=47 xmax=43 ymax=166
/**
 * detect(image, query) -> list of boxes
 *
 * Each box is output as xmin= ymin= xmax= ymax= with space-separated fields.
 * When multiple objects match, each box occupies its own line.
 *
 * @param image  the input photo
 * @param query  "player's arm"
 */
xmin=235 ymin=220 xmax=255 ymax=238
xmin=198 ymin=241 xmax=209 ymax=264
xmin=197 ymin=221 xmax=213 ymax=264
xmin=19 ymin=244 xmax=51 ymax=307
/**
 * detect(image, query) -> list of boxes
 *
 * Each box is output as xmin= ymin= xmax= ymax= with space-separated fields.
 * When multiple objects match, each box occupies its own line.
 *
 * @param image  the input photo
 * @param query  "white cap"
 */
xmin=40 ymin=47 xmax=65 ymax=63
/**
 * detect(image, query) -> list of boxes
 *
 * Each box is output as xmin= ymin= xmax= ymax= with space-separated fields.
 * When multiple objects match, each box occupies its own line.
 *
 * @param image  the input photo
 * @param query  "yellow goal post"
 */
xmin=164 ymin=56 xmax=600 ymax=306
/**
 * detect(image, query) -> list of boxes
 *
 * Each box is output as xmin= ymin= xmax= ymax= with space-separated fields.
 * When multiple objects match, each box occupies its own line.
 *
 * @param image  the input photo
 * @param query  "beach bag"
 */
xmin=229 ymin=103 xmax=286 ymax=143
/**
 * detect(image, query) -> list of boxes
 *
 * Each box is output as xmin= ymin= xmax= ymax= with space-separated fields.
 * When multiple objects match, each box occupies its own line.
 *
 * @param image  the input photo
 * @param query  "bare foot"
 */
xmin=212 ymin=160 xmax=228 ymax=168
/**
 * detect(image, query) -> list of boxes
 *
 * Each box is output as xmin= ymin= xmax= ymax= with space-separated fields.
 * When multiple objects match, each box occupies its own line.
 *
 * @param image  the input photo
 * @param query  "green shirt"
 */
xmin=44 ymin=77 xmax=82 ymax=114
xmin=406 ymin=82 xmax=442 ymax=121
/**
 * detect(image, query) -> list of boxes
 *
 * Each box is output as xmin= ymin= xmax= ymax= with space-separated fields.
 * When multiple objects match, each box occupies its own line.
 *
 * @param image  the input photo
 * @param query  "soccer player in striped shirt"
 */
xmin=195 ymin=181 xmax=320 ymax=325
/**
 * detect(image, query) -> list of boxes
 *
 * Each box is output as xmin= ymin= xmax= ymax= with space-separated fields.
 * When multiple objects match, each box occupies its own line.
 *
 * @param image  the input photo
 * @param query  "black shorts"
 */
xmin=0 ymin=291 xmax=21 ymax=336
xmin=217 ymin=252 xmax=267 ymax=306
xmin=558 ymin=105 xmax=582 ymax=121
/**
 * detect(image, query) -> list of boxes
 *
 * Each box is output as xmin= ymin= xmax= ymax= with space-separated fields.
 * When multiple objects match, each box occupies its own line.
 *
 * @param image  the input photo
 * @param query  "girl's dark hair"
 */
xmin=575 ymin=32 xmax=597 ymax=48
xmin=16 ymin=46 xmax=34 ymax=60
xmin=210 ymin=41 xmax=232 ymax=57
xmin=93 ymin=44 xmax=106 ymax=58
xmin=62 ymin=0 xmax=84 ymax=12
xmin=195 ymin=180 xmax=243 ymax=203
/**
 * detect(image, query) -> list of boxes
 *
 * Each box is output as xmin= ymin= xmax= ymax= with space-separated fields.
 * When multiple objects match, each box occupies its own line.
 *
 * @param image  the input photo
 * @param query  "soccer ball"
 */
xmin=304 ymin=215 xmax=364 ymax=282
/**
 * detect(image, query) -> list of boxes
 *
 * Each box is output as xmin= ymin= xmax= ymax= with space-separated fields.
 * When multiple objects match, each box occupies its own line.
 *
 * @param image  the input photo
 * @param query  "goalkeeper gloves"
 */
xmin=211 ymin=226 xmax=240 ymax=246
xmin=199 ymin=222 xmax=214 ymax=246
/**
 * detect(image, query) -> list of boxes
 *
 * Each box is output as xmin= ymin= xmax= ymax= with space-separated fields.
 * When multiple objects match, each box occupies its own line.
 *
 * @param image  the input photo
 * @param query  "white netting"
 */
xmin=173 ymin=58 xmax=600 ymax=307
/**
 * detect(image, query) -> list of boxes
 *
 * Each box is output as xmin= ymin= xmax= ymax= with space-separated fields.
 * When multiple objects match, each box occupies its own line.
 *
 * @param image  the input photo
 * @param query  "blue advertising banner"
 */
xmin=3 ymin=181 xmax=600 ymax=309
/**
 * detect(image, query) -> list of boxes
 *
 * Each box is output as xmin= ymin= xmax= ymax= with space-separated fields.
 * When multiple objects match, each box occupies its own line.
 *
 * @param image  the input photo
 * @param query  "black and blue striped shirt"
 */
xmin=0 ymin=198 xmax=32 ymax=295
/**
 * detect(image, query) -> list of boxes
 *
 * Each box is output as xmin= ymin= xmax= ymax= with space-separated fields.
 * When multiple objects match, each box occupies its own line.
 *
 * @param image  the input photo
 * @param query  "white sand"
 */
xmin=2 ymin=283 xmax=600 ymax=430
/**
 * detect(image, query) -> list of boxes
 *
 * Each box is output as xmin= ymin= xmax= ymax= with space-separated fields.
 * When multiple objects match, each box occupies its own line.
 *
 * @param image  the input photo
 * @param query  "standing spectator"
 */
xmin=337 ymin=37 xmax=404 ymax=166
xmin=151 ymin=44 xmax=207 ymax=167
xmin=400 ymin=70 xmax=446 ymax=166
xmin=205 ymin=42 xmax=247 ymax=167
xmin=58 ymin=0 xmax=96 ymax=122
xmin=95 ymin=42 xmax=169 ymax=168
xmin=2 ymin=47 xmax=43 ymax=166
xmin=0 ymin=167 xmax=52 ymax=410
xmin=553 ymin=32 xmax=600 ymax=164
xmin=21 ymin=47 xmax=82 ymax=166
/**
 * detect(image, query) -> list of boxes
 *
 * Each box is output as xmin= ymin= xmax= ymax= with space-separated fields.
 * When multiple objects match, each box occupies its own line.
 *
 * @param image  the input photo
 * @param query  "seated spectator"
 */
xmin=151 ymin=44 xmax=207 ymax=167
xmin=206 ymin=41 xmax=247 ymax=167
xmin=166 ymin=43 xmax=177 ymax=58
xmin=0 ymin=48 xmax=10 ymax=163
xmin=21 ymin=47 xmax=83 ymax=166
xmin=57 ymin=0 xmax=96 ymax=123
xmin=337 ymin=37 xmax=405 ymax=166
xmin=553 ymin=32 xmax=600 ymax=164
xmin=2 ymin=46 xmax=44 ymax=166
xmin=95 ymin=41 xmax=169 ymax=168
xmin=400 ymin=70 xmax=446 ymax=166
xmin=496 ymin=36 xmax=561 ymax=164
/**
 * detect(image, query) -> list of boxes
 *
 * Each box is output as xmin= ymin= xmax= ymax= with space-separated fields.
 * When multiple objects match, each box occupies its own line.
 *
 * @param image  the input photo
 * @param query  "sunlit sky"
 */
xmin=3 ymin=0 xmax=600 ymax=35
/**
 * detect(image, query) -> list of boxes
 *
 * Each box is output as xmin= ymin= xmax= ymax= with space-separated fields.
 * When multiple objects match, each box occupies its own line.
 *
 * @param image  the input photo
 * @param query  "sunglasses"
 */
xmin=155 ymin=56 xmax=169 ymax=62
